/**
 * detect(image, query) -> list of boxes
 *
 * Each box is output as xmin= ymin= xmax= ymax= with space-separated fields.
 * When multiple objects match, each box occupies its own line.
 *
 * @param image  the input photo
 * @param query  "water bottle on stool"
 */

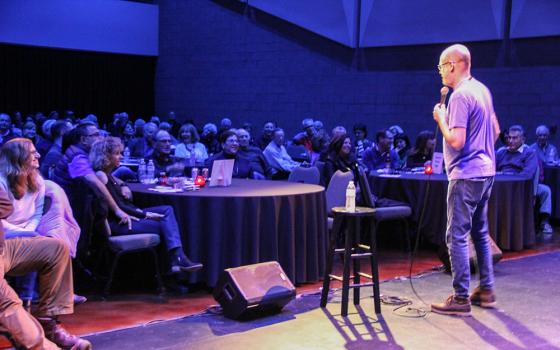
xmin=345 ymin=181 xmax=356 ymax=213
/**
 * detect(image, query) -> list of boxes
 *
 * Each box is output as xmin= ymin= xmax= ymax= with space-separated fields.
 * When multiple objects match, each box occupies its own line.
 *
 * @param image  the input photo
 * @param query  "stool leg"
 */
xmin=321 ymin=216 xmax=344 ymax=307
xmin=369 ymin=218 xmax=381 ymax=314
xmin=353 ymin=217 xmax=361 ymax=305
xmin=341 ymin=217 xmax=354 ymax=317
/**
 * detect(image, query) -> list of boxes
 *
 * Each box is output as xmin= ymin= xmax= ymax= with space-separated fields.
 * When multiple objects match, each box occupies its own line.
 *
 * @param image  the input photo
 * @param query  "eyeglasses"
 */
xmin=30 ymin=150 xmax=40 ymax=158
xmin=437 ymin=61 xmax=455 ymax=71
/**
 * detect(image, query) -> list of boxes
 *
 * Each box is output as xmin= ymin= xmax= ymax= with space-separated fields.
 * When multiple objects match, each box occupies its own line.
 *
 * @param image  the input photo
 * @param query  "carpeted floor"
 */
xmin=84 ymin=251 xmax=560 ymax=350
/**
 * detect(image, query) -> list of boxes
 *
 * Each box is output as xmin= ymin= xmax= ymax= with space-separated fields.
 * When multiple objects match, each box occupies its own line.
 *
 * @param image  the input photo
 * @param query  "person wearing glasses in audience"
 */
xmin=52 ymin=122 xmax=133 ymax=230
xmin=206 ymin=130 xmax=263 ymax=179
xmin=0 ymin=138 xmax=92 ymax=349
xmin=148 ymin=130 xmax=187 ymax=177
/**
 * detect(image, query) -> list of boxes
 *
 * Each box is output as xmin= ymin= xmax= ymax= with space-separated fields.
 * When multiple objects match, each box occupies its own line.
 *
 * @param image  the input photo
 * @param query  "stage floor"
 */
xmin=84 ymin=251 xmax=560 ymax=350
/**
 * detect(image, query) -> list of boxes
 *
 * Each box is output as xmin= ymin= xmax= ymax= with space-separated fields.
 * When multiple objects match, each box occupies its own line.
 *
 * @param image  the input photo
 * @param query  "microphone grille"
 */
xmin=440 ymin=86 xmax=449 ymax=96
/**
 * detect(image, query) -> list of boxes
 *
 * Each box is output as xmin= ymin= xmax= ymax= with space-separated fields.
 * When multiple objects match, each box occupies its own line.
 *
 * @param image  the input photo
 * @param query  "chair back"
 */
xmin=325 ymin=170 xmax=354 ymax=212
xmin=288 ymin=166 xmax=320 ymax=185
xmin=356 ymin=168 xmax=375 ymax=208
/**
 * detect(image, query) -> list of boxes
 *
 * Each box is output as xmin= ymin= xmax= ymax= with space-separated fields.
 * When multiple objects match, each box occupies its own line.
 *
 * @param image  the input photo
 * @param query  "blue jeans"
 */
xmin=446 ymin=177 xmax=495 ymax=298
xmin=109 ymin=205 xmax=183 ymax=251
xmin=112 ymin=166 xmax=137 ymax=182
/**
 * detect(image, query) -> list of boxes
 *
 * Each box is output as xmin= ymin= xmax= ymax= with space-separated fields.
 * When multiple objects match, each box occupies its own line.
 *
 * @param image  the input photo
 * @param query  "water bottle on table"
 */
xmin=123 ymin=147 xmax=130 ymax=163
xmin=147 ymin=160 xmax=155 ymax=181
xmin=138 ymin=159 xmax=147 ymax=183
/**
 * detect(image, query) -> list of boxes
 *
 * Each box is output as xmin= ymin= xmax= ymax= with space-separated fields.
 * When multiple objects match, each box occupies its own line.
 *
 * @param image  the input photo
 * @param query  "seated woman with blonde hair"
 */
xmin=90 ymin=136 xmax=202 ymax=273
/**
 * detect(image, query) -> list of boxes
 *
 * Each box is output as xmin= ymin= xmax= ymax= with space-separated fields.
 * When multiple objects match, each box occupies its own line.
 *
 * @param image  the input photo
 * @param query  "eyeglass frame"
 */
xmin=437 ymin=59 xmax=465 ymax=71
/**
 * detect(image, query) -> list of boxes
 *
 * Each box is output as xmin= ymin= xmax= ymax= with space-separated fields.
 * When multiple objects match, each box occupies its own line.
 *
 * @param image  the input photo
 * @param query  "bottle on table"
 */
xmin=138 ymin=159 xmax=147 ymax=183
xmin=545 ymin=146 xmax=558 ymax=165
xmin=147 ymin=159 xmax=155 ymax=180
xmin=159 ymin=172 xmax=168 ymax=186
xmin=345 ymin=180 xmax=356 ymax=213
xmin=123 ymin=147 xmax=130 ymax=163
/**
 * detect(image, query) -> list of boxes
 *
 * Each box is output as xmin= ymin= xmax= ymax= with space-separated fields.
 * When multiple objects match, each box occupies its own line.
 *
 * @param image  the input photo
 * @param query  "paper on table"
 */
xmin=148 ymin=187 xmax=184 ymax=193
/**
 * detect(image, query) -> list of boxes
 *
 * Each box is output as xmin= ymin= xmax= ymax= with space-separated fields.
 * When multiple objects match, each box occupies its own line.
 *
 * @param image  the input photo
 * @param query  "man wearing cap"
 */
xmin=292 ymin=118 xmax=328 ymax=164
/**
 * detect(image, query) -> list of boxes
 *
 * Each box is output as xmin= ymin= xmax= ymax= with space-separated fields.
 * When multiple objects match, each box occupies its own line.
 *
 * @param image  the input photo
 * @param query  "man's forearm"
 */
xmin=84 ymin=173 xmax=121 ymax=213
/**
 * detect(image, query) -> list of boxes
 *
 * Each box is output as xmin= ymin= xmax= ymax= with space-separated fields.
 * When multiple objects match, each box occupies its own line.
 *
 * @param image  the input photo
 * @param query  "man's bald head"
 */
xmin=440 ymin=44 xmax=471 ymax=70
xmin=438 ymin=44 xmax=472 ymax=88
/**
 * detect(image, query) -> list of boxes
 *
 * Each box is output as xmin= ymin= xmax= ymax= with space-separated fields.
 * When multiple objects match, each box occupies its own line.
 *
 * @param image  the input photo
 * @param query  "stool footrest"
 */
xmin=358 ymin=244 xmax=370 ymax=250
xmin=329 ymin=274 xmax=344 ymax=282
xmin=348 ymin=282 xmax=375 ymax=289
xmin=357 ymin=272 xmax=372 ymax=279
xmin=351 ymin=252 xmax=372 ymax=258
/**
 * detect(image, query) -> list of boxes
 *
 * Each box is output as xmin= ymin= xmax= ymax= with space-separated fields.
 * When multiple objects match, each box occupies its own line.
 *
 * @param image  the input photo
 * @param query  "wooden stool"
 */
xmin=320 ymin=206 xmax=381 ymax=316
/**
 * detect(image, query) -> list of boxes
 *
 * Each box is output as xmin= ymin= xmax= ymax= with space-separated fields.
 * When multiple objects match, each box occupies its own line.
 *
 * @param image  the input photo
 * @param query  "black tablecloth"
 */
xmin=369 ymin=173 xmax=535 ymax=251
xmin=543 ymin=166 xmax=560 ymax=220
xmin=128 ymin=179 xmax=327 ymax=286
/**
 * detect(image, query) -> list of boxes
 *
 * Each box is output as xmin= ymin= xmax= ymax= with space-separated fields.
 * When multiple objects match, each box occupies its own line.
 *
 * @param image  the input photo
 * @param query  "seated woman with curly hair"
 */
xmin=90 ymin=136 xmax=202 ymax=273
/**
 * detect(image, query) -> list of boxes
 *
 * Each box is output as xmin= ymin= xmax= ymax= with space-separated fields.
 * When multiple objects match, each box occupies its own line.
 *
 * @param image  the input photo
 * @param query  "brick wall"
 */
xmin=156 ymin=0 xmax=560 ymax=145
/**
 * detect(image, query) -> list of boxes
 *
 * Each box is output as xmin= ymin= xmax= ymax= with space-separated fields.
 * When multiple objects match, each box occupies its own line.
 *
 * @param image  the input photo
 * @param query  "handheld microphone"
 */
xmin=440 ymin=86 xmax=449 ymax=105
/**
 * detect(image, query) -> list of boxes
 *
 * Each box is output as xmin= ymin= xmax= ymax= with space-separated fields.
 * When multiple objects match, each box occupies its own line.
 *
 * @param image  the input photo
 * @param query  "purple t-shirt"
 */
xmin=68 ymin=154 xmax=95 ymax=178
xmin=444 ymin=77 xmax=496 ymax=180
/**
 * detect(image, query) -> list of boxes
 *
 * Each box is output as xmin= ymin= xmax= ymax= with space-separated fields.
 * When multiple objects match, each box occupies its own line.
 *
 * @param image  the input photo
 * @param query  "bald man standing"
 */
xmin=431 ymin=44 xmax=501 ymax=317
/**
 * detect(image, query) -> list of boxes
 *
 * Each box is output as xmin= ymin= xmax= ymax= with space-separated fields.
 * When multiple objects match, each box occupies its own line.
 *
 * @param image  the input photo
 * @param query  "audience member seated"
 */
xmin=90 ymin=137 xmax=202 ymax=273
xmin=0 ymin=138 xmax=92 ymax=345
xmin=240 ymin=122 xmax=255 ymax=145
xmin=0 ymin=192 xmax=91 ymax=349
xmin=159 ymin=122 xmax=179 ymax=145
xmin=40 ymin=121 xmax=73 ymax=179
xmin=206 ymin=130 xmax=262 ymax=179
xmin=107 ymin=112 xmax=128 ymax=138
xmin=134 ymin=118 xmax=146 ymax=138
xmin=255 ymin=121 xmax=276 ymax=150
xmin=264 ymin=128 xmax=301 ymax=179
xmin=530 ymin=124 xmax=558 ymax=165
xmin=0 ymin=139 xmax=45 ymax=237
xmin=394 ymin=133 xmax=411 ymax=169
xmin=200 ymin=123 xmax=221 ymax=156
xmin=148 ymin=130 xmax=186 ymax=177
xmin=363 ymin=129 xmax=400 ymax=172
xmin=323 ymin=134 xmax=356 ymax=187
xmin=217 ymin=117 xmax=232 ymax=141
xmin=237 ymin=128 xmax=273 ymax=178
xmin=150 ymin=115 xmax=161 ymax=126
xmin=129 ymin=121 xmax=158 ymax=158
xmin=496 ymin=125 xmax=553 ymax=235
xmin=52 ymin=122 xmax=133 ymax=229
xmin=0 ymin=113 xmax=17 ymax=146
xmin=174 ymin=123 xmax=208 ymax=167
xmin=292 ymin=118 xmax=328 ymax=164
xmin=166 ymin=111 xmax=181 ymax=137
xmin=353 ymin=123 xmax=373 ymax=161
xmin=121 ymin=121 xmax=136 ymax=149
xmin=36 ymin=119 xmax=56 ymax=158
xmin=406 ymin=130 xmax=436 ymax=168
xmin=315 ymin=120 xmax=330 ymax=145
xmin=331 ymin=126 xmax=347 ymax=138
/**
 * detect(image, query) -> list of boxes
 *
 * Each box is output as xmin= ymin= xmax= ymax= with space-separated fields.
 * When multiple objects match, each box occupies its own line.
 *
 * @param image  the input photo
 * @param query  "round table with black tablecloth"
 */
xmin=543 ymin=166 xmax=560 ymax=221
xmin=127 ymin=179 xmax=327 ymax=287
xmin=369 ymin=173 xmax=535 ymax=251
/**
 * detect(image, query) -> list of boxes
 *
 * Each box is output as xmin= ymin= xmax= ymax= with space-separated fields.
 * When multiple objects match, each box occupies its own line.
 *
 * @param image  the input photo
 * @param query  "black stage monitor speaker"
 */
xmin=213 ymin=261 xmax=296 ymax=320
xmin=438 ymin=236 xmax=503 ymax=272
